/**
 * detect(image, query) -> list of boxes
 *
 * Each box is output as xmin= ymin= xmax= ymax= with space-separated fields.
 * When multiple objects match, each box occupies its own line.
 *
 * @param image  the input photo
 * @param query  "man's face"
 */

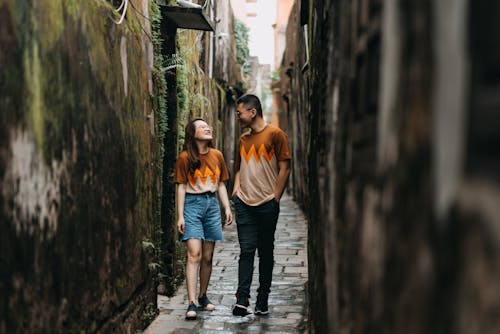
xmin=236 ymin=103 xmax=255 ymax=128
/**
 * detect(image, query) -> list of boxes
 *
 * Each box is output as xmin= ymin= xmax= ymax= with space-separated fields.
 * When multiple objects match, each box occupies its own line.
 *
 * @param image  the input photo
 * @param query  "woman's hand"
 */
xmin=224 ymin=207 xmax=233 ymax=226
xmin=177 ymin=217 xmax=185 ymax=234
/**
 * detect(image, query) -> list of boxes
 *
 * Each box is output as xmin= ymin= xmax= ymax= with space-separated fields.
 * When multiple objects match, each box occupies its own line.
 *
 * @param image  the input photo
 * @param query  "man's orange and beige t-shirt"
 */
xmin=174 ymin=148 xmax=229 ymax=194
xmin=236 ymin=124 xmax=291 ymax=206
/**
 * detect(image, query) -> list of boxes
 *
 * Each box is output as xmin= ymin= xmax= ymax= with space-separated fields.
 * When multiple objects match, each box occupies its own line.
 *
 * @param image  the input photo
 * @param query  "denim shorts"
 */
xmin=179 ymin=192 xmax=223 ymax=242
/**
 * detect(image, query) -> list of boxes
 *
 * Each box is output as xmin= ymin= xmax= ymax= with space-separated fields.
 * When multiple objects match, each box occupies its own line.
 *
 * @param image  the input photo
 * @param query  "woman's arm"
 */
xmin=232 ymin=171 xmax=240 ymax=197
xmin=177 ymin=184 xmax=187 ymax=234
xmin=218 ymin=182 xmax=233 ymax=226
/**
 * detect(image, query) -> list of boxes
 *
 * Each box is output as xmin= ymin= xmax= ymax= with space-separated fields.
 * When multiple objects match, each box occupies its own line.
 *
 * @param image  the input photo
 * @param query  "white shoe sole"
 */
xmin=185 ymin=311 xmax=197 ymax=320
xmin=232 ymin=304 xmax=252 ymax=316
xmin=202 ymin=304 xmax=215 ymax=311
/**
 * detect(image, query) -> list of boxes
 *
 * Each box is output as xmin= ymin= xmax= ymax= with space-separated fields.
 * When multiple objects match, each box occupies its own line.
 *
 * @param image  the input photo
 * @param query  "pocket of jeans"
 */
xmin=232 ymin=196 xmax=240 ymax=205
xmin=272 ymin=198 xmax=280 ymax=210
xmin=185 ymin=196 xmax=198 ymax=206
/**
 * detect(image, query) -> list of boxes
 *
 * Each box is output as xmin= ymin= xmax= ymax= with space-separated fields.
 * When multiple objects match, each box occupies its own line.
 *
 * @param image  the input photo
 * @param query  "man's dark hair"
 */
xmin=236 ymin=94 xmax=263 ymax=117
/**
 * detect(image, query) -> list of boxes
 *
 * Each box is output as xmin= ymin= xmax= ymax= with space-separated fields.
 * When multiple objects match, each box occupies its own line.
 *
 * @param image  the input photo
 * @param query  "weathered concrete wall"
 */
xmin=281 ymin=0 xmax=500 ymax=333
xmin=278 ymin=1 xmax=309 ymax=208
xmin=213 ymin=0 xmax=242 ymax=187
xmin=214 ymin=0 xmax=241 ymax=89
xmin=305 ymin=1 xmax=344 ymax=332
xmin=0 ymin=1 xmax=162 ymax=332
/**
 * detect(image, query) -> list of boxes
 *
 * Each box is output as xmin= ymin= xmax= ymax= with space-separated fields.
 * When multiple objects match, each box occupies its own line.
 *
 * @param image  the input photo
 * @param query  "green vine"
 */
xmin=149 ymin=0 xmax=168 ymax=284
xmin=234 ymin=19 xmax=251 ymax=79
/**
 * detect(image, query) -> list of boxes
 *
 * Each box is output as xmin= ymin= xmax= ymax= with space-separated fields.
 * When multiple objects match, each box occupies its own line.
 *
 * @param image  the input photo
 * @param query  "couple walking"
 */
xmin=173 ymin=94 xmax=291 ymax=320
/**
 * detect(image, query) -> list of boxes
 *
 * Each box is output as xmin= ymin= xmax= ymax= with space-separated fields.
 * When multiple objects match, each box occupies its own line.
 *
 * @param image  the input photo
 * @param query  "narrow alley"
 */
xmin=144 ymin=194 xmax=308 ymax=334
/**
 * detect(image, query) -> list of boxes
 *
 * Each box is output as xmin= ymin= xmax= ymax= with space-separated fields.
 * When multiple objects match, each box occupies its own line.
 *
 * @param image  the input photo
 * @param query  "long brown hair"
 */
xmin=183 ymin=118 xmax=213 ymax=174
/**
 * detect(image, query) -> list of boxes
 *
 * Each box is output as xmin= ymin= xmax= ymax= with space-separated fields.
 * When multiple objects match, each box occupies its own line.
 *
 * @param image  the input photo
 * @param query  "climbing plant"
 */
xmin=234 ymin=19 xmax=251 ymax=79
xmin=149 ymin=0 xmax=168 ymax=286
xmin=176 ymin=30 xmax=223 ymax=148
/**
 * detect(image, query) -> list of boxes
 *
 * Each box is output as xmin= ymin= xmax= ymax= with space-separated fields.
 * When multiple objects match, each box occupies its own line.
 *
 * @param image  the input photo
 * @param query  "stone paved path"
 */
xmin=144 ymin=194 xmax=308 ymax=334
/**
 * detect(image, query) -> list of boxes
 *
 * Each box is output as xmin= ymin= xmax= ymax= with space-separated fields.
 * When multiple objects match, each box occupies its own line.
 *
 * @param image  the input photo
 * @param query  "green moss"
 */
xmin=89 ymin=321 xmax=97 ymax=332
xmin=23 ymin=40 xmax=45 ymax=150
xmin=39 ymin=0 xmax=64 ymax=50
xmin=150 ymin=0 xmax=168 ymax=282
xmin=176 ymin=30 xmax=224 ymax=128
xmin=63 ymin=0 xmax=80 ymax=18
xmin=176 ymin=55 xmax=188 ymax=151
xmin=141 ymin=302 xmax=157 ymax=324
xmin=116 ymin=277 xmax=127 ymax=290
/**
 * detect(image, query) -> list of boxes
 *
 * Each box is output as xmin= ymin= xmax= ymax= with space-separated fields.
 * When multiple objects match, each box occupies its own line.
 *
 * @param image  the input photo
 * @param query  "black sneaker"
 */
xmin=255 ymin=305 xmax=269 ymax=315
xmin=255 ymin=294 xmax=269 ymax=315
xmin=185 ymin=302 xmax=198 ymax=320
xmin=232 ymin=294 xmax=252 ymax=316
xmin=198 ymin=294 xmax=215 ymax=311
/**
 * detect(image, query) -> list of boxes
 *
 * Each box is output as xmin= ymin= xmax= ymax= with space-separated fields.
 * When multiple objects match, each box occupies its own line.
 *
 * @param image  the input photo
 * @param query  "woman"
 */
xmin=174 ymin=118 xmax=233 ymax=320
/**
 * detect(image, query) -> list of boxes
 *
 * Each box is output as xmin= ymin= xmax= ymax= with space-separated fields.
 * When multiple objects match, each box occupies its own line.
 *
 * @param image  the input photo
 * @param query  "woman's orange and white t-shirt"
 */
xmin=174 ymin=148 xmax=229 ymax=194
xmin=236 ymin=124 xmax=291 ymax=206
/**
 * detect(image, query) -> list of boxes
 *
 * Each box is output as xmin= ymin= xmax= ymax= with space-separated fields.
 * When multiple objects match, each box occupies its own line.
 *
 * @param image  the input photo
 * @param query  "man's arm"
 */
xmin=274 ymin=160 xmax=291 ymax=202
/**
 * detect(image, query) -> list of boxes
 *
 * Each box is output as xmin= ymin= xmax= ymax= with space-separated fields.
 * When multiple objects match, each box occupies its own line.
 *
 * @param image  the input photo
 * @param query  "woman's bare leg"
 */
xmin=199 ymin=241 xmax=215 ymax=297
xmin=186 ymin=239 xmax=202 ymax=303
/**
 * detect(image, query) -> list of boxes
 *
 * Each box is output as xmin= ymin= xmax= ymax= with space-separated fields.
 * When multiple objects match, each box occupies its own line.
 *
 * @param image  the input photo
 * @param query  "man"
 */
xmin=231 ymin=94 xmax=291 ymax=316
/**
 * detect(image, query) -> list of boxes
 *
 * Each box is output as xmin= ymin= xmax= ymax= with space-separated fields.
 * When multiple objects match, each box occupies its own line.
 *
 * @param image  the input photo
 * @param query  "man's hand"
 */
xmin=274 ymin=160 xmax=290 ymax=204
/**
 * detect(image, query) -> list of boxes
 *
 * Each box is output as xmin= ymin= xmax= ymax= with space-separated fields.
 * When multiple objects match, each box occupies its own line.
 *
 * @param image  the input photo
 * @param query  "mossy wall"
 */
xmin=176 ymin=31 xmax=224 ymax=142
xmin=175 ymin=26 xmax=240 ymax=182
xmin=0 ymin=0 xmax=164 ymax=332
xmin=278 ymin=1 xmax=309 ymax=209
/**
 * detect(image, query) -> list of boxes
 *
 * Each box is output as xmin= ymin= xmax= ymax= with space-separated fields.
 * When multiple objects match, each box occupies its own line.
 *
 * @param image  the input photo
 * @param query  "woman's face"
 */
xmin=193 ymin=120 xmax=213 ymax=141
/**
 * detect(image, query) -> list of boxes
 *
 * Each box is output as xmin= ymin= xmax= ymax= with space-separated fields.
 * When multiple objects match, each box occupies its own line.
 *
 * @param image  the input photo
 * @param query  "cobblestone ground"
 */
xmin=144 ymin=194 xmax=309 ymax=334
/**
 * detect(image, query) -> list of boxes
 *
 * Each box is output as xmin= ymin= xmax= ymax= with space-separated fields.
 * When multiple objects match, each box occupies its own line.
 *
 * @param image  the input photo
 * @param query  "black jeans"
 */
xmin=233 ymin=196 xmax=280 ymax=298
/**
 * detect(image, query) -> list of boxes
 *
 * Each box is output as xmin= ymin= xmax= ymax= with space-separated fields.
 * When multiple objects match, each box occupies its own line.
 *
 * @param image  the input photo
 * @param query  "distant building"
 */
xmin=229 ymin=0 xmax=247 ymax=22
xmin=273 ymin=0 xmax=294 ymax=70
xmin=230 ymin=0 xmax=276 ymax=114
xmin=270 ymin=0 xmax=293 ymax=128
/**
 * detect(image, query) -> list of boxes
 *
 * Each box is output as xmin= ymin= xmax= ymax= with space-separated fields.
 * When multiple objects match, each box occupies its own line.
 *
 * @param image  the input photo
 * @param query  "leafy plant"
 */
xmin=234 ymin=19 xmax=251 ymax=79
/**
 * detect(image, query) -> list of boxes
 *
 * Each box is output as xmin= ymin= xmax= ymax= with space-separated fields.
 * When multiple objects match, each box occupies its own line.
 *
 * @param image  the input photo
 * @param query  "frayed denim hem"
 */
xmin=178 ymin=237 xmax=204 ymax=243
xmin=203 ymin=239 xmax=221 ymax=243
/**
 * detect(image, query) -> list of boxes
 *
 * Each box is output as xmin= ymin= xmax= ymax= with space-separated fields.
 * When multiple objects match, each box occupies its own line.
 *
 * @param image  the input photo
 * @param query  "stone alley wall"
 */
xmin=275 ymin=1 xmax=309 ymax=206
xmin=281 ymin=0 xmax=500 ymax=333
xmin=0 ymin=1 xmax=162 ymax=332
xmin=1 ymin=0 xmax=253 ymax=332
xmin=213 ymin=0 xmax=244 ymax=186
